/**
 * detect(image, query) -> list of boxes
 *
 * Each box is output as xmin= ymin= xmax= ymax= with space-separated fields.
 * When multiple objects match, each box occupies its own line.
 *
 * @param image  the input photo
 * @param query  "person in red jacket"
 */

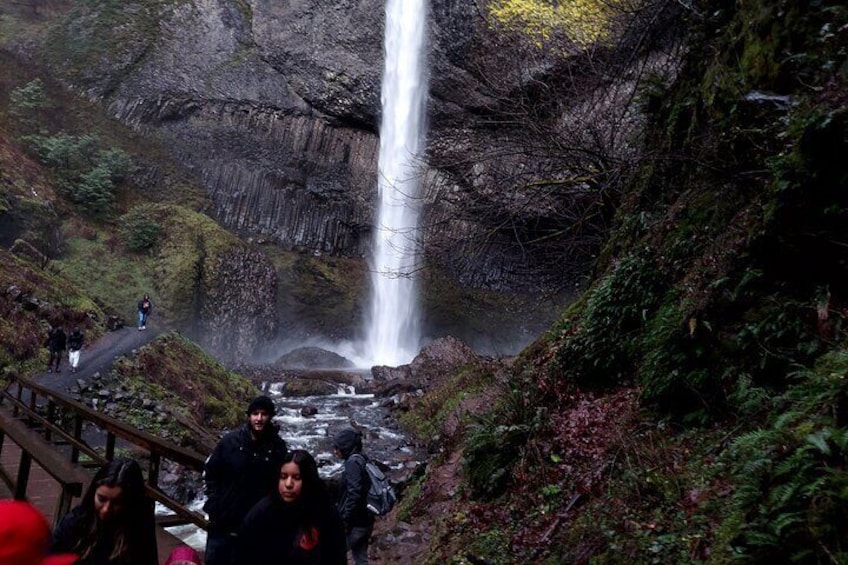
xmin=0 ymin=500 xmax=78 ymax=565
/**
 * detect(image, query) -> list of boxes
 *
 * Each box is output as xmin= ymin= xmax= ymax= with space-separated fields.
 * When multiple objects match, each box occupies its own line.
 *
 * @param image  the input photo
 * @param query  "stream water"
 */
xmin=162 ymin=382 xmax=424 ymax=551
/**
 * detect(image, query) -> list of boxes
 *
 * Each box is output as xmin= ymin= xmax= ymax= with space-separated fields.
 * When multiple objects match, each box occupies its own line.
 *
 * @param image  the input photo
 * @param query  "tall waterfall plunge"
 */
xmin=364 ymin=0 xmax=429 ymax=367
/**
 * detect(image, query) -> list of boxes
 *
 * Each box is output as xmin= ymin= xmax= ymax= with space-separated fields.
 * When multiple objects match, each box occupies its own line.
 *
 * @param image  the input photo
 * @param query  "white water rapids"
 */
xmin=363 ymin=0 xmax=429 ymax=367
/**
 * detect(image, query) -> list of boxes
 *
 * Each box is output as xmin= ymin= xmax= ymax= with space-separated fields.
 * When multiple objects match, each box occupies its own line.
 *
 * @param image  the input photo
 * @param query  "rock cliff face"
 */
xmin=196 ymin=245 xmax=277 ymax=362
xmin=34 ymin=0 xmax=586 ymax=292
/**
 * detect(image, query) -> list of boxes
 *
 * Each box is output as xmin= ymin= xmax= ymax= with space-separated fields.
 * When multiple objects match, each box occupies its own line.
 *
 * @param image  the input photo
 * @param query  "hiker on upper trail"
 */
xmin=333 ymin=427 xmax=374 ymax=565
xmin=237 ymin=449 xmax=347 ymax=565
xmin=137 ymin=294 xmax=152 ymax=330
xmin=67 ymin=326 xmax=84 ymax=374
xmin=45 ymin=326 xmax=67 ymax=373
xmin=203 ymin=395 xmax=288 ymax=565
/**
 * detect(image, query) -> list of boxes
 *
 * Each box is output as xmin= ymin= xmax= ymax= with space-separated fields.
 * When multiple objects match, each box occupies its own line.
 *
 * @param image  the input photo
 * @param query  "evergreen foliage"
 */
xmin=22 ymin=133 xmax=133 ymax=216
xmin=8 ymin=79 xmax=49 ymax=132
xmin=551 ymin=253 xmax=666 ymax=391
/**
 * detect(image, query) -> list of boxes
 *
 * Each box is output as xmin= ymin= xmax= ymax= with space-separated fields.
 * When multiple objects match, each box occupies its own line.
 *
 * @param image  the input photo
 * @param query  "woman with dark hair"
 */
xmin=50 ymin=458 xmax=157 ymax=565
xmin=237 ymin=449 xmax=347 ymax=565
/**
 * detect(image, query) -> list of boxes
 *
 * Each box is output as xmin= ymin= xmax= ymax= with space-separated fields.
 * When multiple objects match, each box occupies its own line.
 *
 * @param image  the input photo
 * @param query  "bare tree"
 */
xmin=421 ymin=0 xmax=687 ymax=293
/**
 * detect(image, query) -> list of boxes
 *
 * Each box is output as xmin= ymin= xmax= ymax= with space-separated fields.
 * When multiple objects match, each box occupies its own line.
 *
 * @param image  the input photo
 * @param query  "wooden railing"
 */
xmin=0 ymin=374 xmax=210 ymax=530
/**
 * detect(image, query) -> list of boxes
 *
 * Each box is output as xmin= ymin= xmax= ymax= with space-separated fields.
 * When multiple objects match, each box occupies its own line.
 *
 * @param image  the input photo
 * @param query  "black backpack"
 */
xmin=351 ymin=454 xmax=397 ymax=516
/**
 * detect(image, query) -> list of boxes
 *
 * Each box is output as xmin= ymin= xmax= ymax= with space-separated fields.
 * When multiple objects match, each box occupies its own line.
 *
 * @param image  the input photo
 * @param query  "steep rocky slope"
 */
xmin=3 ymin=0 xmax=665 ymax=292
xmin=384 ymin=1 xmax=848 ymax=563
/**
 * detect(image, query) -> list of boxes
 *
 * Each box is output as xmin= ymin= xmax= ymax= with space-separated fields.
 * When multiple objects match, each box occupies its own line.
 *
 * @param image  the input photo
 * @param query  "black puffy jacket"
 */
xmin=237 ymin=491 xmax=347 ymax=565
xmin=203 ymin=423 xmax=287 ymax=534
xmin=68 ymin=330 xmax=84 ymax=351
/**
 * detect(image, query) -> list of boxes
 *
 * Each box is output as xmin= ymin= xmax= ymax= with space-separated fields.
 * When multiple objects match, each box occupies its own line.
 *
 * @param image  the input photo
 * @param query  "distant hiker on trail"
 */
xmin=333 ymin=427 xmax=374 ymax=565
xmin=237 ymin=449 xmax=347 ymax=565
xmin=137 ymin=294 xmax=152 ymax=330
xmin=45 ymin=326 xmax=66 ymax=373
xmin=67 ymin=326 xmax=84 ymax=374
xmin=203 ymin=395 xmax=288 ymax=565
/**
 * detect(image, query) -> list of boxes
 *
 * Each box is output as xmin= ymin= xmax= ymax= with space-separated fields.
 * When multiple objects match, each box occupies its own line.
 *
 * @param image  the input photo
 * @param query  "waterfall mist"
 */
xmin=363 ymin=0 xmax=429 ymax=367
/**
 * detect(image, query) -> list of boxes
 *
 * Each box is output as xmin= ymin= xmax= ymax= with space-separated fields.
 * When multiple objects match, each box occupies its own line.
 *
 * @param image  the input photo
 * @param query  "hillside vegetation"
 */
xmin=0 ymin=48 xmax=259 ymax=432
xmin=394 ymin=2 xmax=848 ymax=563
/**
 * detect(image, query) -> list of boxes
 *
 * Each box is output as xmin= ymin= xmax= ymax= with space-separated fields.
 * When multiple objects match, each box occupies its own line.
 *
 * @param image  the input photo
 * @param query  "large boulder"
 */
xmin=371 ymin=335 xmax=482 ymax=395
xmin=275 ymin=346 xmax=356 ymax=369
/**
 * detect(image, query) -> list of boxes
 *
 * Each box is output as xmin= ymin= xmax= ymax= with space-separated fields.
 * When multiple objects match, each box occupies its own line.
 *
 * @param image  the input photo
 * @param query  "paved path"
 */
xmin=34 ymin=325 xmax=161 ymax=393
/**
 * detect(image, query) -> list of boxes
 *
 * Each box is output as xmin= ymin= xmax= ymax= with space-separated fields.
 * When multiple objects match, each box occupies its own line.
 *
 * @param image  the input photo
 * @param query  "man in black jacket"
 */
xmin=333 ymin=427 xmax=374 ymax=565
xmin=45 ymin=326 xmax=66 ymax=373
xmin=203 ymin=395 xmax=287 ymax=565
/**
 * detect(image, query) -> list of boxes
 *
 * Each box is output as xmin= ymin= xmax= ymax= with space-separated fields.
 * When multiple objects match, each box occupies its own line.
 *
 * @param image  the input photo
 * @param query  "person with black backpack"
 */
xmin=333 ymin=427 xmax=374 ymax=565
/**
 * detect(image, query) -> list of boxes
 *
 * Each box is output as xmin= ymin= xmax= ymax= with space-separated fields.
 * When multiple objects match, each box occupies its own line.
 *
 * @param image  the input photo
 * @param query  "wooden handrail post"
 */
xmin=14 ymin=451 xmax=32 ymax=499
xmin=105 ymin=433 xmax=116 ymax=460
xmin=13 ymin=381 xmax=23 ymax=417
xmin=148 ymin=452 xmax=161 ymax=489
xmin=71 ymin=415 xmax=83 ymax=464
xmin=45 ymin=401 xmax=56 ymax=441
xmin=27 ymin=388 xmax=37 ymax=419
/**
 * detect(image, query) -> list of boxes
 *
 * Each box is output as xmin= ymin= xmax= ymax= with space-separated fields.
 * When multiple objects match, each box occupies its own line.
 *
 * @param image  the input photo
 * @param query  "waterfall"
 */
xmin=363 ymin=0 xmax=429 ymax=367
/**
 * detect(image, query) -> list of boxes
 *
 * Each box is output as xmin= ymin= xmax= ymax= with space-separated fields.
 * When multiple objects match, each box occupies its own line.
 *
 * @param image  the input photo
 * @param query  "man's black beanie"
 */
xmin=246 ymin=395 xmax=276 ymax=416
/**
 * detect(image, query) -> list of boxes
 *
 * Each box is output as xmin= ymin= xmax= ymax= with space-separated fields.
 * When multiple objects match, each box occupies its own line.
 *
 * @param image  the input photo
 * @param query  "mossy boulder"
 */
xmin=110 ymin=331 xmax=258 ymax=436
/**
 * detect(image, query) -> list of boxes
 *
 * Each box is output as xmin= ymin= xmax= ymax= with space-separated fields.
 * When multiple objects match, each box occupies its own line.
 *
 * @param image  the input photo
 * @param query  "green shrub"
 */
xmin=638 ymin=297 xmax=725 ymax=420
xmin=554 ymin=253 xmax=666 ymax=390
xmin=464 ymin=413 xmax=533 ymax=500
xmin=9 ymin=79 xmax=50 ymax=133
xmin=119 ymin=207 xmax=163 ymax=251
xmin=22 ymin=133 xmax=133 ymax=216
xmin=464 ymin=380 xmax=547 ymax=499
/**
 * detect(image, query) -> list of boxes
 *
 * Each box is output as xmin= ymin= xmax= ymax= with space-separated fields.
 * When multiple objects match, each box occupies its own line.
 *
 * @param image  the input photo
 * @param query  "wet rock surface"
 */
xmin=274 ymin=345 xmax=356 ymax=369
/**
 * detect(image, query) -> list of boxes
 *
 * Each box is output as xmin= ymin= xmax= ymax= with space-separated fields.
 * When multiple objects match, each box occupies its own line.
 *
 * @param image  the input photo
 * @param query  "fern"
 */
xmin=716 ymin=350 xmax=848 ymax=562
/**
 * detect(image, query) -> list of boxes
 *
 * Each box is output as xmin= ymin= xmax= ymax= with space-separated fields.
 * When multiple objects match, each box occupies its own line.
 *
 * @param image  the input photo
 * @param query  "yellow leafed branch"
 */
xmin=488 ymin=0 xmax=619 ymax=48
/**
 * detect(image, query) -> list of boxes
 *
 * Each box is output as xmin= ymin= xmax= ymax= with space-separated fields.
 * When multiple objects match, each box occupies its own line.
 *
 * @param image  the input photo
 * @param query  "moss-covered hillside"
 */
xmin=0 ymin=249 xmax=105 ymax=374
xmin=402 ymin=2 xmax=848 ymax=563
xmin=0 ymin=42 xmax=261 ymax=432
xmin=108 ymin=331 xmax=260 ymax=448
